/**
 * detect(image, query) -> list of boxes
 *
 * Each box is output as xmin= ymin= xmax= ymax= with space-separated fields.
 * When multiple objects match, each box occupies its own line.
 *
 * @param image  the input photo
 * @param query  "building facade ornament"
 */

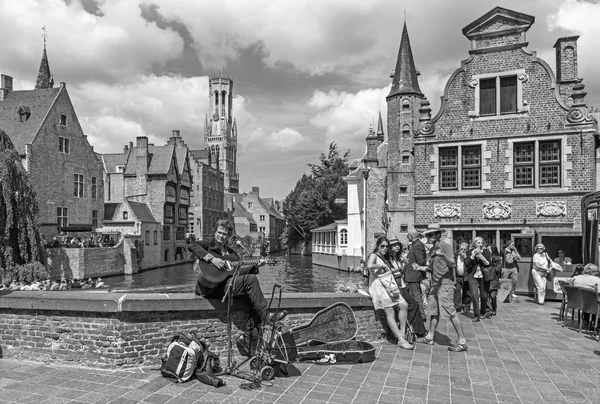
xmin=418 ymin=122 xmax=435 ymax=136
xmin=566 ymin=107 xmax=594 ymax=124
xmin=468 ymin=78 xmax=478 ymax=88
xmin=434 ymin=203 xmax=461 ymax=219
xmin=483 ymin=201 xmax=511 ymax=220
xmin=536 ymin=201 xmax=566 ymax=217
xmin=517 ymin=73 xmax=529 ymax=83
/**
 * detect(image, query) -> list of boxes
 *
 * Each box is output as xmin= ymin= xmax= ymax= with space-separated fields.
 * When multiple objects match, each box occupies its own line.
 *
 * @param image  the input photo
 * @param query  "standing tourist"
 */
xmin=421 ymin=224 xmax=468 ymax=352
xmin=367 ymin=237 xmax=414 ymax=350
xmin=502 ymin=241 xmax=521 ymax=301
xmin=389 ymin=238 xmax=428 ymax=343
xmin=454 ymin=242 xmax=470 ymax=314
xmin=532 ymin=244 xmax=562 ymax=305
xmin=404 ymin=232 xmax=428 ymax=320
xmin=484 ymin=246 xmax=503 ymax=317
xmin=465 ymin=237 xmax=491 ymax=321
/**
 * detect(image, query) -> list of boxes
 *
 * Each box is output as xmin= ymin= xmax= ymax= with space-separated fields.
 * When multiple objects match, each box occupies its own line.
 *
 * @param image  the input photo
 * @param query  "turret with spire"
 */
xmin=35 ymin=26 xmax=54 ymax=90
xmin=384 ymin=17 xmax=424 ymax=238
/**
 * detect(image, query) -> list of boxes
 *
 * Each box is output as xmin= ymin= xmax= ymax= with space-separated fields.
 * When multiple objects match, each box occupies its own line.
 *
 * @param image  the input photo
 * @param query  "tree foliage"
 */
xmin=0 ymin=129 xmax=47 ymax=283
xmin=282 ymin=142 xmax=350 ymax=252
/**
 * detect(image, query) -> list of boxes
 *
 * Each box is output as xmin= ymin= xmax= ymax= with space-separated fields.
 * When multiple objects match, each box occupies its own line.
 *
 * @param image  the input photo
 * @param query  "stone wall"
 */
xmin=0 ymin=291 xmax=387 ymax=368
xmin=46 ymin=239 xmax=137 ymax=279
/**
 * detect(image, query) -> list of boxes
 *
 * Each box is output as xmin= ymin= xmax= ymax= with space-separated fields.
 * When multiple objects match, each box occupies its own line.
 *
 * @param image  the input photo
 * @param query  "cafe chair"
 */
xmin=580 ymin=288 xmax=600 ymax=342
xmin=562 ymin=285 xmax=583 ymax=331
xmin=558 ymin=280 xmax=572 ymax=321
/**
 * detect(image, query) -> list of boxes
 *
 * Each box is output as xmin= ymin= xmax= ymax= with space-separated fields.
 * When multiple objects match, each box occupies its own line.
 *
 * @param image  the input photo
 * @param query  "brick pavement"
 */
xmin=1 ymin=298 xmax=599 ymax=404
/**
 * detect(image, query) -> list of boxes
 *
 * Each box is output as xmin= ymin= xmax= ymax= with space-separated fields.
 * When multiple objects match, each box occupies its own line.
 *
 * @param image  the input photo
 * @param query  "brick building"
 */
xmin=0 ymin=47 xmax=104 ymax=238
xmin=187 ymin=146 xmax=227 ymax=239
xmin=101 ymin=134 xmax=191 ymax=267
xmin=359 ymin=7 xmax=598 ymax=271
xmin=229 ymin=187 xmax=285 ymax=253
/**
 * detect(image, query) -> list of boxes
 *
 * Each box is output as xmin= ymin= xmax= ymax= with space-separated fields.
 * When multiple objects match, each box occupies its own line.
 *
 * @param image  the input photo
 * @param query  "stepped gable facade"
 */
xmin=364 ymin=7 xmax=598 ymax=257
xmin=0 ymin=48 xmax=104 ymax=238
xmin=102 ymin=134 xmax=191 ymax=267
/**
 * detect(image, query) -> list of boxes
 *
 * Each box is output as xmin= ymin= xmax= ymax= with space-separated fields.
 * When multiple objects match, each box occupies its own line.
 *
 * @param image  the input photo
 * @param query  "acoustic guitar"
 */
xmin=193 ymin=253 xmax=276 ymax=284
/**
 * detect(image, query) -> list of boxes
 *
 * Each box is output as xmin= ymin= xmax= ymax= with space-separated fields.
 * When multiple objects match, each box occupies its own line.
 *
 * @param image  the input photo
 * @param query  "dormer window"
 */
xmin=116 ymin=165 xmax=125 ymax=173
xmin=123 ymin=211 xmax=128 ymax=220
xmin=17 ymin=105 xmax=31 ymax=122
xmin=60 ymin=115 xmax=67 ymax=126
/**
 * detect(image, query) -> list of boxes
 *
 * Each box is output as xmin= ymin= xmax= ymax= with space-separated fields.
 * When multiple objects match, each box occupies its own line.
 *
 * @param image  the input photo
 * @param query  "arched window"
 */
xmin=214 ymin=91 xmax=219 ymax=108
xmin=402 ymin=124 xmax=411 ymax=138
xmin=221 ymin=91 xmax=227 ymax=116
xmin=402 ymin=98 xmax=410 ymax=111
xmin=340 ymin=229 xmax=348 ymax=245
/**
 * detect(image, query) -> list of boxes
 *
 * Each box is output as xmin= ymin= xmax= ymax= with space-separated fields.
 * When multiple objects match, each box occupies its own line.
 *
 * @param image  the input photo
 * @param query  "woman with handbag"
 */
xmin=389 ymin=239 xmax=428 ymax=343
xmin=464 ymin=237 xmax=492 ymax=321
xmin=532 ymin=244 xmax=563 ymax=305
xmin=367 ymin=237 xmax=414 ymax=350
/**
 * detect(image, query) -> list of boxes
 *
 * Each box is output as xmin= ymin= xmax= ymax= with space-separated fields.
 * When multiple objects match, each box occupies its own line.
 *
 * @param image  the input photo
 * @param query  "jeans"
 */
xmin=467 ymin=277 xmax=486 ymax=317
xmin=531 ymin=269 xmax=547 ymax=304
xmin=400 ymin=288 xmax=427 ymax=336
xmin=207 ymin=274 xmax=268 ymax=325
xmin=502 ymin=267 xmax=519 ymax=294
xmin=406 ymin=282 xmax=426 ymax=319
xmin=454 ymin=276 xmax=470 ymax=311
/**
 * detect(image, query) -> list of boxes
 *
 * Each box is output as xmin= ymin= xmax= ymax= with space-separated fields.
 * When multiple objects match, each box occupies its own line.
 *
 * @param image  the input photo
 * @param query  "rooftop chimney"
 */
xmin=252 ymin=187 xmax=260 ymax=195
xmin=554 ymin=36 xmax=580 ymax=83
xmin=0 ymin=74 xmax=13 ymax=101
xmin=136 ymin=136 xmax=149 ymax=176
xmin=172 ymin=130 xmax=180 ymax=137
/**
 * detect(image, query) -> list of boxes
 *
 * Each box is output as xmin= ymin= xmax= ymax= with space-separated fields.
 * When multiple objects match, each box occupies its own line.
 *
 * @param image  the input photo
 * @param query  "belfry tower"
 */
xmin=204 ymin=75 xmax=239 ymax=194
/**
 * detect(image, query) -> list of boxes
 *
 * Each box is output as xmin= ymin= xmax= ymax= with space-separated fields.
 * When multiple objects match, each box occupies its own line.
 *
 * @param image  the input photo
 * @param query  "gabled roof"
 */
xmin=149 ymin=145 xmax=175 ymax=175
xmin=462 ymin=7 xmax=534 ymax=39
xmin=175 ymin=148 xmax=188 ymax=174
xmin=102 ymin=153 xmax=129 ymax=174
xmin=190 ymin=149 xmax=209 ymax=164
xmin=387 ymin=22 xmax=422 ymax=99
xmin=104 ymin=203 xmax=120 ymax=221
xmin=232 ymin=201 xmax=256 ymax=224
xmin=128 ymin=201 xmax=158 ymax=223
xmin=0 ymin=87 xmax=61 ymax=154
xmin=257 ymin=196 xmax=284 ymax=219
xmin=124 ymin=144 xmax=175 ymax=176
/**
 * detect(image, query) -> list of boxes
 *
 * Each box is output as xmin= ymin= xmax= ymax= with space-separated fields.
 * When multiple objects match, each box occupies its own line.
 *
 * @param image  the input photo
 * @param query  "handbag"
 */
xmin=378 ymin=271 xmax=400 ymax=300
xmin=482 ymin=266 xmax=496 ymax=282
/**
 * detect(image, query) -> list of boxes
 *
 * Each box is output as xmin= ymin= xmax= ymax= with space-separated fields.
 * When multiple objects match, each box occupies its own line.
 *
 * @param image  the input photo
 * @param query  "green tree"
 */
xmin=0 ymin=129 xmax=47 ymax=283
xmin=282 ymin=142 xmax=349 ymax=254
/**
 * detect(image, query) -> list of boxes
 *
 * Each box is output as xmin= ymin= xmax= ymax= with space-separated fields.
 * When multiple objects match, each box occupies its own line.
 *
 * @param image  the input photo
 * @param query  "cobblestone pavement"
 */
xmin=1 ymin=298 xmax=599 ymax=404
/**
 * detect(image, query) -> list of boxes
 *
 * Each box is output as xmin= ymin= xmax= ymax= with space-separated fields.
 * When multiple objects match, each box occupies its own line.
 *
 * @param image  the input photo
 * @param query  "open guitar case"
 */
xmin=276 ymin=302 xmax=376 ymax=364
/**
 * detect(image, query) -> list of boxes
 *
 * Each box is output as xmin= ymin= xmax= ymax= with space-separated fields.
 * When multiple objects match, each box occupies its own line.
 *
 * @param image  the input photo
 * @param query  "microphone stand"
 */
xmin=216 ymin=244 xmax=257 ymax=383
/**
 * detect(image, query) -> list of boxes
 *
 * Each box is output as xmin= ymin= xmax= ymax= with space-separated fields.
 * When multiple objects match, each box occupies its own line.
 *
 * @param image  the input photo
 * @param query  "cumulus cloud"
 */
xmin=308 ymin=86 xmax=389 ymax=153
xmin=247 ymin=127 xmax=305 ymax=151
xmin=67 ymin=74 xmax=253 ymax=153
xmin=0 ymin=0 xmax=184 ymax=84
xmin=548 ymin=0 xmax=600 ymax=106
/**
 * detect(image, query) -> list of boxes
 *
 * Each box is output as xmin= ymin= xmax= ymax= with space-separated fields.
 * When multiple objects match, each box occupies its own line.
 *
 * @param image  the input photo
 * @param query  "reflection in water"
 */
xmin=104 ymin=254 xmax=369 ymax=294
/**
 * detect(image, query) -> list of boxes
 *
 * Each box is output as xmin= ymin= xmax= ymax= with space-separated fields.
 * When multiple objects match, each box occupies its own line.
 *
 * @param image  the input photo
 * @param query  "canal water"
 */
xmin=104 ymin=254 xmax=369 ymax=294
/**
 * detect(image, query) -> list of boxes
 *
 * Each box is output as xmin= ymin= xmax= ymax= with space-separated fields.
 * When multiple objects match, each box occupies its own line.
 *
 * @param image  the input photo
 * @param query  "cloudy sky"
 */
xmin=1 ymin=0 xmax=599 ymax=200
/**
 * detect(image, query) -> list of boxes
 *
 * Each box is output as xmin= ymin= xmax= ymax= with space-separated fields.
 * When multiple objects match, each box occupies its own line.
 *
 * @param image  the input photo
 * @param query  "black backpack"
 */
xmin=160 ymin=333 xmax=206 ymax=383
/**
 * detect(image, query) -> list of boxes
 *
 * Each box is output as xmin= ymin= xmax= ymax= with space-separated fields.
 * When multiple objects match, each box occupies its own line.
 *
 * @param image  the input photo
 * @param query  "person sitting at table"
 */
xmin=572 ymin=263 xmax=600 ymax=293
xmin=553 ymin=250 xmax=572 ymax=270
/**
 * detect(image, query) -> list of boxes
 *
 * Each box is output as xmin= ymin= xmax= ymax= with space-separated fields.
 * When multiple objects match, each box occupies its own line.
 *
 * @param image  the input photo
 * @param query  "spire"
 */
xmin=387 ymin=21 xmax=422 ymax=99
xmin=35 ymin=27 xmax=53 ymax=90
xmin=376 ymin=111 xmax=384 ymax=138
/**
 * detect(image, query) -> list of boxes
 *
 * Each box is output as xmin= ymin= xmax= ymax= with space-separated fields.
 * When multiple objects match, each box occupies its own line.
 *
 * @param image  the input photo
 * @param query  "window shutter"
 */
xmin=500 ymin=76 xmax=517 ymax=114
xmin=479 ymin=78 xmax=496 ymax=116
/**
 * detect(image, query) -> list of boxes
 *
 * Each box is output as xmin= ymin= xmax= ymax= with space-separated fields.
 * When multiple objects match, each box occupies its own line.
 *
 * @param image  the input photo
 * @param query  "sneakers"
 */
xmin=448 ymin=342 xmax=468 ymax=352
xmin=511 ymin=293 xmax=518 ymax=298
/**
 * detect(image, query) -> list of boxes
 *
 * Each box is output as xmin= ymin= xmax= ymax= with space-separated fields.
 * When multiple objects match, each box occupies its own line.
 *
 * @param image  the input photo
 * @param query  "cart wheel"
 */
xmin=260 ymin=366 xmax=274 ymax=380
xmin=250 ymin=357 xmax=259 ymax=370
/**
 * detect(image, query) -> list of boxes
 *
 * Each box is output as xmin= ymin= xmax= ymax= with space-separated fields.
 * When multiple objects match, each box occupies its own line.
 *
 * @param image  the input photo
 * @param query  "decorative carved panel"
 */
xmin=434 ymin=203 xmax=460 ymax=219
xmin=483 ymin=201 xmax=511 ymax=220
xmin=536 ymin=201 xmax=566 ymax=217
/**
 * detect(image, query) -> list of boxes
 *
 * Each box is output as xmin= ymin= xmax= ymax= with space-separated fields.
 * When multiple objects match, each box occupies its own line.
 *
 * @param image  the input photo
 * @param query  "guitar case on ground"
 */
xmin=275 ymin=302 xmax=376 ymax=364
